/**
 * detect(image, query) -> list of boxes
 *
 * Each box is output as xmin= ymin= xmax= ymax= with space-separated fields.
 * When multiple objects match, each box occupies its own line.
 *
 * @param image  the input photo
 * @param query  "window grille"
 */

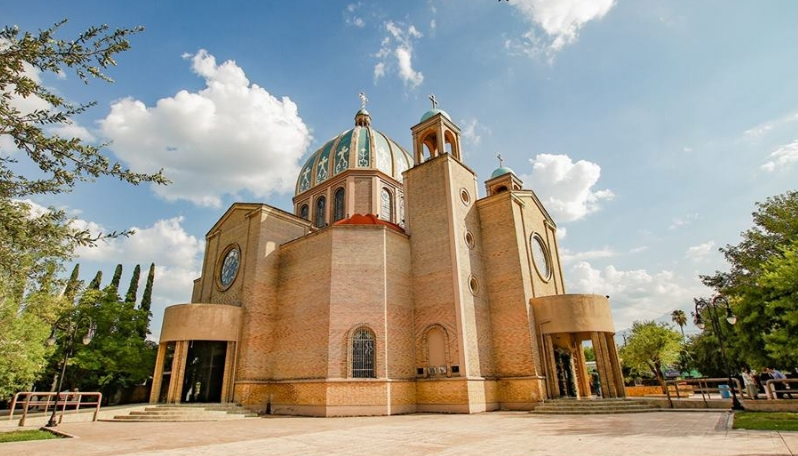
xmin=381 ymin=188 xmax=393 ymax=222
xmin=352 ymin=328 xmax=375 ymax=378
xmin=315 ymin=196 xmax=326 ymax=228
xmin=333 ymin=188 xmax=345 ymax=222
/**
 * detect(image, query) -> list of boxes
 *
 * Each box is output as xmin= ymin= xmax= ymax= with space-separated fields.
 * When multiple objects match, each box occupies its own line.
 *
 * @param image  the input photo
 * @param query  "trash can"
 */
xmin=719 ymin=384 xmax=731 ymax=399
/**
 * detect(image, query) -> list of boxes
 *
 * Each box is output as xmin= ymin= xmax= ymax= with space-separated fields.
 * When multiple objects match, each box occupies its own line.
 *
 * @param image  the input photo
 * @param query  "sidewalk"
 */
xmin=2 ymin=411 xmax=796 ymax=456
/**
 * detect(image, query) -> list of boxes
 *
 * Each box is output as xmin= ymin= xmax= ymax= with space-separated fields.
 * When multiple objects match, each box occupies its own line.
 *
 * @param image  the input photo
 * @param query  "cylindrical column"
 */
xmin=605 ymin=333 xmax=626 ymax=398
xmin=167 ymin=341 xmax=189 ymax=403
xmin=544 ymin=334 xmax=559 ymax=398
xmin=149 ymin=343 xmax=167 ymax=403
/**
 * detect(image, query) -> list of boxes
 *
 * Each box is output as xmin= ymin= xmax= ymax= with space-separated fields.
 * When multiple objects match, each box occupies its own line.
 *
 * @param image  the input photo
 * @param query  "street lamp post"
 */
xmin=44 ymin=314 xmax=94 ymax=428
xmin=693 ymin=295 xmax=744 ymax=411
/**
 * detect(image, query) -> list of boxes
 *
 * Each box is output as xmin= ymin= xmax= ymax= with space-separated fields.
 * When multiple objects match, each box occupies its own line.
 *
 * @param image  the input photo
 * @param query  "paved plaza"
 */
xmin=3 ymin=411 xmax=797 ymax=456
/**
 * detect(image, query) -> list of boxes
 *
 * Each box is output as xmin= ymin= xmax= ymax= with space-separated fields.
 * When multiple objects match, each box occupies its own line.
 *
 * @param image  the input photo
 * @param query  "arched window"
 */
xmin=381 ymin=188 xmax=393 ymax=222
xmin=315 ymin=196 xmax=326 ymax=228
xmin=299 ymin=204 xmax=309 ymax=220
xmin=351 ymin=327 xmax=375 ymax=378
xmin=333 ymin=187 xmax=345 ymax=222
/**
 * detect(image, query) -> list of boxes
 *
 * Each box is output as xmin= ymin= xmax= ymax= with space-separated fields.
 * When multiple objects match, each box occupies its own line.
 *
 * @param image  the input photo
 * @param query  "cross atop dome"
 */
xmin=429 ymin=94 xmax=438 ymax=109
xmin=359 ymin=91 xmax=369 ymax=110
xmin=497 ymin=153 xmax=504 ymax=167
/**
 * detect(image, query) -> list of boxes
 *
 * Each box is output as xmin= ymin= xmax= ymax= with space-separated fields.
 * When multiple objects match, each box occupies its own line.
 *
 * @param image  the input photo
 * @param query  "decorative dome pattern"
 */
xmin=295 ymin=114 xmax=413 ymax=195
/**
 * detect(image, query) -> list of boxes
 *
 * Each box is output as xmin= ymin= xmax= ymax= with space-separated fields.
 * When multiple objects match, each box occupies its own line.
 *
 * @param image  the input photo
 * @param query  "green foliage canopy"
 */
xmin=620 ymin=320 xmax=682 ymax=390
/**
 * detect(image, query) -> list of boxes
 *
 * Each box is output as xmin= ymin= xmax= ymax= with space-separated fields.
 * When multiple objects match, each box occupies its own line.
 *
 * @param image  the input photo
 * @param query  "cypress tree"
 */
xmin=87 ymin=270 xmax=103 ymax=290
xmin=109 ymin=264 xmax=123 ymax=293
xmin=125 ymin=264 xmax=141 ymax=304
xmin=137 ymin=263 xmax=155 ymax=338
xmin=140 ymin=263 xmax=155 ymax=314
xmin=63 ymin=263 xmax=81 ymax=303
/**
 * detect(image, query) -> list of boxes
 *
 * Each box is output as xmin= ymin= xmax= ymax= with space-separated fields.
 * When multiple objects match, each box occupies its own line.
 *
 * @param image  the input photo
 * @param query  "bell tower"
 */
xmin=410 ymin=94 xmax=463 ymax=164
xmin=404 ymin=96 xmax=494 ymax=413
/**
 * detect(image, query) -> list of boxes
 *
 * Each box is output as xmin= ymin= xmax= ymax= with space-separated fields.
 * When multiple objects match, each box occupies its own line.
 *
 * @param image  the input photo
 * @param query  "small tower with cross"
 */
xmin=485 ymin=152 xmax=524 ymax=196
xmin=409 ymin=94 xmax=463 ymax=165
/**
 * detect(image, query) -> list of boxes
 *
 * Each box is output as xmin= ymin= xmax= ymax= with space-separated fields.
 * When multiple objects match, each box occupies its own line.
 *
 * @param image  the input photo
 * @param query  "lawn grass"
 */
xmin=733 ymin=412 xmax=798 ymax=431
xmin=0 ymin=429 xmax=60 ymax=443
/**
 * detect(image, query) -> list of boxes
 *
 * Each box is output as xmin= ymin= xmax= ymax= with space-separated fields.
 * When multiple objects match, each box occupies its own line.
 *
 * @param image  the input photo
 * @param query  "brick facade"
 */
xmin=152 ymin=108 xmax=623 ymax=414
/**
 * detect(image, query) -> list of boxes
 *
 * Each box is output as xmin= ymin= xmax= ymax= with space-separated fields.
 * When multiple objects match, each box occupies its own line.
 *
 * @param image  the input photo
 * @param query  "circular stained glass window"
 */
xmin=531 ymin=233 xmax=551 ymax=280
xmin=219 ymin=246 xmax=240 ymax=288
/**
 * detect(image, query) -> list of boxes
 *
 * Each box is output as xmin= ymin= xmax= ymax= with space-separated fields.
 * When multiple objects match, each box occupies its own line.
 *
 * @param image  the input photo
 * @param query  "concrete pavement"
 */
xmin=2 ymin=411 xmax=796 ymax=456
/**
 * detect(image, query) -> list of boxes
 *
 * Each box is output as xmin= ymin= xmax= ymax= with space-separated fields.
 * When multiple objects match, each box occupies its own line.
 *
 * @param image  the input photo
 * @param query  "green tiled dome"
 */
xmin=295 ymin=111 xmax=413 ymax=195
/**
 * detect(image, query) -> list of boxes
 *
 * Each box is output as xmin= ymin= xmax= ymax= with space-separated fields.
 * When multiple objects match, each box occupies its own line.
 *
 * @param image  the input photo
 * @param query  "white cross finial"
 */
xmin=359 ymin=92 xmax=368 ymax=110
xmin=429 ymin=94 xmax=438 ymax=109
xmin=497 ymin=153 xmax=504 ymax=167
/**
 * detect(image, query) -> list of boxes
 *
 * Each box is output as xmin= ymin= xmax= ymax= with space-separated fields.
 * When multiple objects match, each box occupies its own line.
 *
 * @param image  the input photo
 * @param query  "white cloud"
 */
xmin=744 ymin=111 xmax=798 ymax=140
xmin=344 ymin=3 xmax=365 ymax=28
xmin=561 ymin=247 xmax=616 ymax=265
xmin=520 ymin=153 xmax=613 ymax=222
xmin=461 ymin=118 xmax=490 ymax=146
xmin=568 ymin=261 xmax=705 ymax=330
xmin=761 ymin=139 xmax=798 ymax=172
xmin=507 ymin=0 xmax=616 ymax=61
xmin=685 ymin=241 xmax=715 ymax=262
xmin=669 ymin=213 xmax=699 ymax=230
xmin=100 ymin=50 xmax=311 ymax=208
xmin=556 ymin=227 xmax=567 ymax=240
xmin=629 ymin=246 xmax=648 ymax=254
xmin=374 ymin=21 xmax=424 ymax=89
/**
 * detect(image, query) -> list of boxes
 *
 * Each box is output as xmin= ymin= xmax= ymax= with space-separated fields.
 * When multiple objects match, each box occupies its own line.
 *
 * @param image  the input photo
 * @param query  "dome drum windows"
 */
xmin=333 ymin=187 xmax=346 ymax=222
xmin=314 ymin=196 xmax=326 ymax=228
xmin=380 ymin=188 xmax=393 ymax=222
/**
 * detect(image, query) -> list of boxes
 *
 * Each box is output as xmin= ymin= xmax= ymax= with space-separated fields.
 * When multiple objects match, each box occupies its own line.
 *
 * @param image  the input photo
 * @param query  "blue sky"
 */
xmin=5 ymin=1 xmax=798 ymax=339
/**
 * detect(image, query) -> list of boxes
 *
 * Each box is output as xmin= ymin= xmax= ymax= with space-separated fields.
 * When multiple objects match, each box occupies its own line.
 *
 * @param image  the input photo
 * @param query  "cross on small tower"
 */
xmin=497 ymin=153 xmax=504 ymax=167
xmin=429 ymin=94 xmax=438 ymax=109
xmin=358 ymin=91 xmax=368 ymax=110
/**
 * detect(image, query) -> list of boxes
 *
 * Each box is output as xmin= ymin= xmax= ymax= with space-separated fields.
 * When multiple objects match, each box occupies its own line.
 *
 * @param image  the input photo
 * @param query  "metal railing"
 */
xmin=664 ymin=377 xmax=743 ymax=408
xmin=764 ymin=378 xmax=798 ymax=400
xmin=9 ymin=391 xmax=102 ymax=426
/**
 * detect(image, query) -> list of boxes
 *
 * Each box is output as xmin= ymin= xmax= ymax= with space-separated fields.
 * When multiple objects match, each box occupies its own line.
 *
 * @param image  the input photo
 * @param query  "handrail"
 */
xmin=9 ymin=391 xmax=102 ymax=426
xmin=664 ymin=377 xmax=743 ymax=408
xmin=764 ymin=378 xmax=798 ymax=400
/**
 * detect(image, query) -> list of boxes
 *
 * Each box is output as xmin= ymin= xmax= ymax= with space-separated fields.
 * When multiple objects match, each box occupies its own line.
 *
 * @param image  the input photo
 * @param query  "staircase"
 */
xmin=109 ymin=403 xmax=259 ymax=422
xmin=532 ymin=398 xmax=659 ymax=415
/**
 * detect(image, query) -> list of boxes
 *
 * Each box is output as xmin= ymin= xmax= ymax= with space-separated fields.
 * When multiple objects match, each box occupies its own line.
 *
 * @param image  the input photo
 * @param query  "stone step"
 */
xmin=108 ymin=403 xmax=258 ymax=422
xmin=531 ymin=399 xmax=659 ymax=415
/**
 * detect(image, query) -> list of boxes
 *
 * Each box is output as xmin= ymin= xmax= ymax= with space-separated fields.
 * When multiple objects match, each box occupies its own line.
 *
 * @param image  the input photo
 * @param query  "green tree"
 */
xmin=671 ymin=310 xmax=687 ymax=339
xmin=137 ymin=263 xmax=155 ymax=339
xmin=758 ymin=240 xmax=798 ymax=367
xmin=583 ymin=345 xmax=595 ymax=362
xmin=109 ymin=264 xmax=123 ymax=293
xmin=0 ymin=19 xmax=166 ymax=399
xmin=86 ymin=270 xmax=103 ymax=290
xmin=619 ymin=321 xmax=682 ymax=392
xmin=702 ymin=191 xmax=798 ymax=369
xmin=124 ymin=264 xmax=141 ymax=304
xmin=63 ymin=264 xmax=81 ymax=303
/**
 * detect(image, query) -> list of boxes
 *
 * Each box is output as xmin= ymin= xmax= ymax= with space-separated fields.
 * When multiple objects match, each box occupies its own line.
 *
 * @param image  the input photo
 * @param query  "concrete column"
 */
xmin=544 ymin=334 xmax=559 ymax=398
xmin=605 ymin=333 xmax=626 ymax=398
xmin=167 ymin=341 xmax=189 ymax=403
xmin=592 ymin=332 xmax=613 ymax=398
xmin=572 ymin=337 xmax=590 ymax=397
xmin=149 ymin=343 xmax=167 ymax=403
xmin=221 ymin=341 xmax=236 ymax=403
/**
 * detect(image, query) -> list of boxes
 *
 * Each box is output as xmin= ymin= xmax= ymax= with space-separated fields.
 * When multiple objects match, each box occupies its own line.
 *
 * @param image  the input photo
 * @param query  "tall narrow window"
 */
xmin=333 ymin=187 xmax=346 ymax=222
xmin=381 ymin=188 xmax=393 ymax=222
xmin=315 ymin=196 xmax=326 ymax=228
xmin=352 ymin=327 xmax=375 ymax=378
xmin=300 ymin=204 xmax=309 ymax=220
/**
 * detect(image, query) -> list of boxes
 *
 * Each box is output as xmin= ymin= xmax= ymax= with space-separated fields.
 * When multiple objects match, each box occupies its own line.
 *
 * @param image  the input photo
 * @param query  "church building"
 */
xmin=150 ymin=96 xmax=624 ymax=416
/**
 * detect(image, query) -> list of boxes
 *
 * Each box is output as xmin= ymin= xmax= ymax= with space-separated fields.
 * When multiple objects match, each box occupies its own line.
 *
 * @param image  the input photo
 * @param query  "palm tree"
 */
xmin=671 ymin=309 xmax=687 ymax=339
